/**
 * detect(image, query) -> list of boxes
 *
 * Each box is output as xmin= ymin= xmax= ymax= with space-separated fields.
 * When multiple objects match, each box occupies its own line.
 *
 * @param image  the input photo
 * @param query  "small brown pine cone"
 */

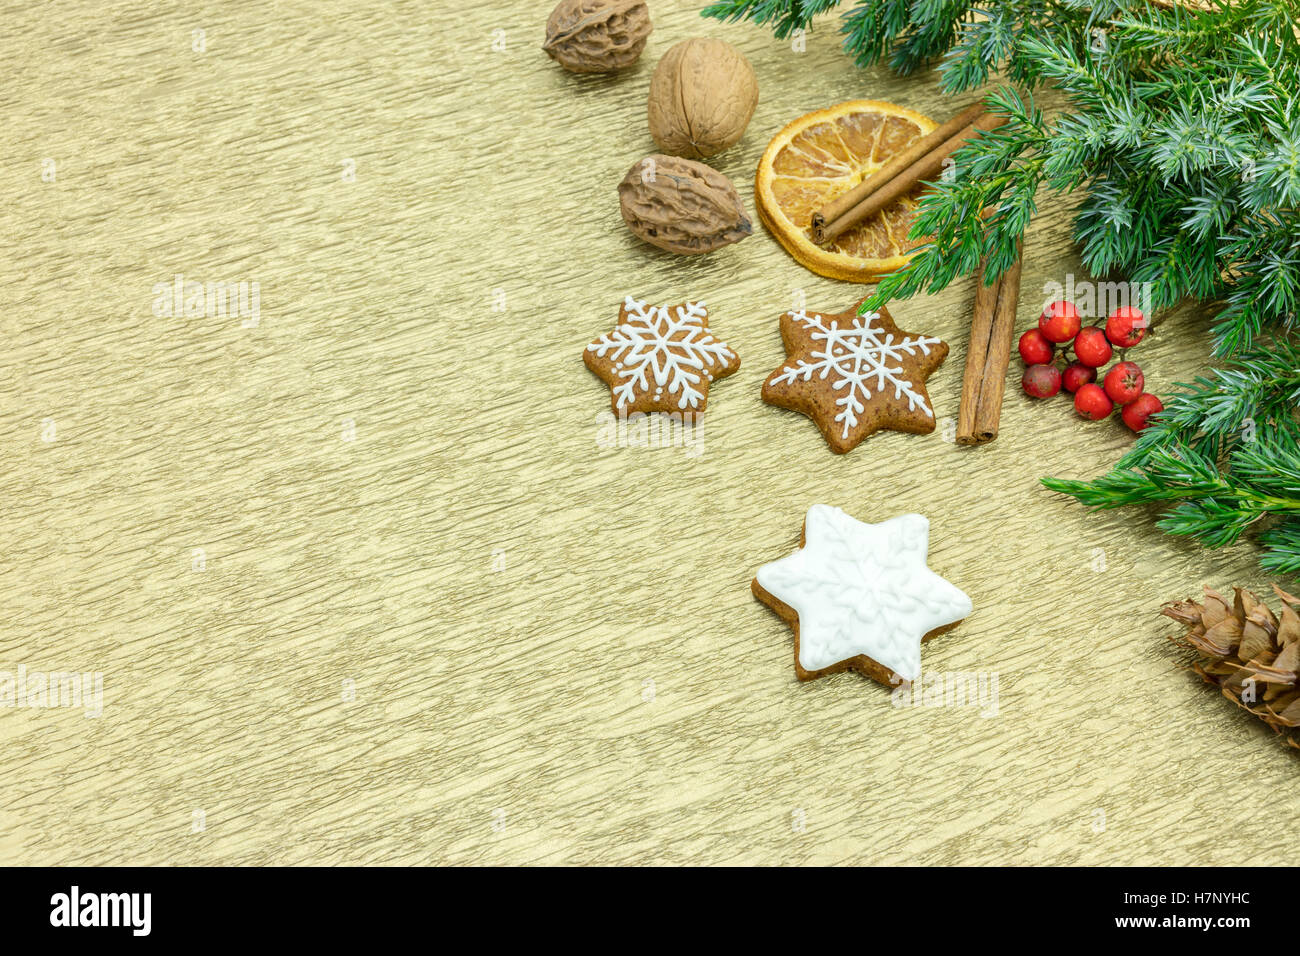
xmin=1162 ymin=584 xmax=1300 ymax=750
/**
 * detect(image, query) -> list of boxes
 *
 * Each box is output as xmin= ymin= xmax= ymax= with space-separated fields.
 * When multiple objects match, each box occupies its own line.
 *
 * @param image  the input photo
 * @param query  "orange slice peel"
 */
xmin=754 ymin=100 xmax=937 ymax=282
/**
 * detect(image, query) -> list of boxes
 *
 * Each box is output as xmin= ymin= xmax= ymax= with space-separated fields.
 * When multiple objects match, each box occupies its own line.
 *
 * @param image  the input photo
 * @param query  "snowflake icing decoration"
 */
xmin=586 ymin=297 xmax=737 ymax=411
xmin=770 ymin=309 xmax=941 ymax=439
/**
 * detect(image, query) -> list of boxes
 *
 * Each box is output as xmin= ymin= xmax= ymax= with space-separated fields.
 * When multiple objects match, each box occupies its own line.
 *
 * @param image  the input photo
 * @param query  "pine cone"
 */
xmin=1163 ymin=585 xmax=1300 ymax=750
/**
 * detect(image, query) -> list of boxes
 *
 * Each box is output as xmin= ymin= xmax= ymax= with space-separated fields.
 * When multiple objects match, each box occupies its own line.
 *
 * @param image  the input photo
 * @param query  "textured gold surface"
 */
xmin=0 ymin=0 xmax=1292 ymax=866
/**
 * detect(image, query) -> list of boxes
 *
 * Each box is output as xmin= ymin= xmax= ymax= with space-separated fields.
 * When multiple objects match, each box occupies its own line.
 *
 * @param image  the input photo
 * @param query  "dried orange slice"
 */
xmin=755 ymin=100 xmax=936 ymax=282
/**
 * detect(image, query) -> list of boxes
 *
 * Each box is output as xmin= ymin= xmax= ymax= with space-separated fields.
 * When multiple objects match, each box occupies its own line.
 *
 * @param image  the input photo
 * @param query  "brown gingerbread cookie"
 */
xmin=761 ymin=298 xmax=948 ymax=453
xmin=752 ymin=505 xmax=973 ymax=686
xmin=585 ymin=296 xmax=739 ymax=416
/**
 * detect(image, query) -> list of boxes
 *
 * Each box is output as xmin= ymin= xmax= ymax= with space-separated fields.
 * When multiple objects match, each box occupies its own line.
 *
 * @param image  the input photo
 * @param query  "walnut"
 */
xmin=542 ymin=0 xmax=652 ymax=73
xmin=647 ymin=38 xmax=758 ymax=159
xmin=618 ymin=155 xmax=752 ymax=255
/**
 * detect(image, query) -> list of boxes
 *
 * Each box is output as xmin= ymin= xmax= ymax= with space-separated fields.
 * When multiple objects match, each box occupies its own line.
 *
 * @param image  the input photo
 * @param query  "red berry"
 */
xmin=1121 ymin=393 xmax=1163 ymax=432
xmin=1022 ymin=363 xmax=1062 ymax=399
xmin=1062 ymin=361 xmax=1097 ymax=393
xmin=1105 ymin=306 xmax=1147 ymax=348
xmin=1073 ymin=383 xmax=1113 ymax=420
xmin=1073 ymin=326 xmax=1113 ymax=367
xmin=1103 ymin=361 xmax=1145 ymax=405
xmin=1039 ymin=301 xmax=1082 ymax=343
xmin=1018 ymin=328 xmax=1055 ymax=365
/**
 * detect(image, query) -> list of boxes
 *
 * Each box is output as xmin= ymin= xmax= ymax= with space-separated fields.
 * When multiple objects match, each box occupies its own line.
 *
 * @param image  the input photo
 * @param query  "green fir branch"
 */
xmin=1042 ymin=342 xmax=1300 ymax=573
xmin=703 ymin=0 xmax=1300 ymax=573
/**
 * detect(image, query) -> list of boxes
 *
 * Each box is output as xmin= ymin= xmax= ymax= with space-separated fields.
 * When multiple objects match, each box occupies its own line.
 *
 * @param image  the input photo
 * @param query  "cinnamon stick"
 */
xmin=973 ymin=247 xmax=1022 ymax=443
xmin=956 ymin=244 xmax=1023 ymax=445
xmin=956 ymin=257 xmax=1004 ymax=445
xmin=812 ymin=112 xmax=999 ymax=246
xmin=812 ymin=100 xmax=986 ymax=230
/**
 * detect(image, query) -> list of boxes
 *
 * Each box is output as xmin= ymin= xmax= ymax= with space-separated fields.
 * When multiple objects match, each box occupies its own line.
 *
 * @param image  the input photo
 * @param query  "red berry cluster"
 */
xmin=1019 ymin=302 xmax=1163 ymax=433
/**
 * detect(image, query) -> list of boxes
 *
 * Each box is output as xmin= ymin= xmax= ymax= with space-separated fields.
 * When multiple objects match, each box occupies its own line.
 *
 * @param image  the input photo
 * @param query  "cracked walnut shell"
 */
xmin=647 ymin=38 xmax=758 ymax=159
xmin=618 ymin=155 xmax=752 ymax=255
xmin=542 ymin=0 xmax=652 ymax=73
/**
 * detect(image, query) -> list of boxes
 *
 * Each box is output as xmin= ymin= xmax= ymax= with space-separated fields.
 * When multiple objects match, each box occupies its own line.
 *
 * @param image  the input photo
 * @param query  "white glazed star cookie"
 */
xmin=752 ymin=505 xmax=972 ymax=684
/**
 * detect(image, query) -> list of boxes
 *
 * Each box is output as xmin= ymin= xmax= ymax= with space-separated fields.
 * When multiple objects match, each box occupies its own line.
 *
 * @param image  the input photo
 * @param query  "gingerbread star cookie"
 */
xmin=753 ymin=505 xmax=972 ymax=685
xmin=585 ymin=297 xmax=739 ymax=416
xmin=761 ymin=299 xmax=948 ymax=453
